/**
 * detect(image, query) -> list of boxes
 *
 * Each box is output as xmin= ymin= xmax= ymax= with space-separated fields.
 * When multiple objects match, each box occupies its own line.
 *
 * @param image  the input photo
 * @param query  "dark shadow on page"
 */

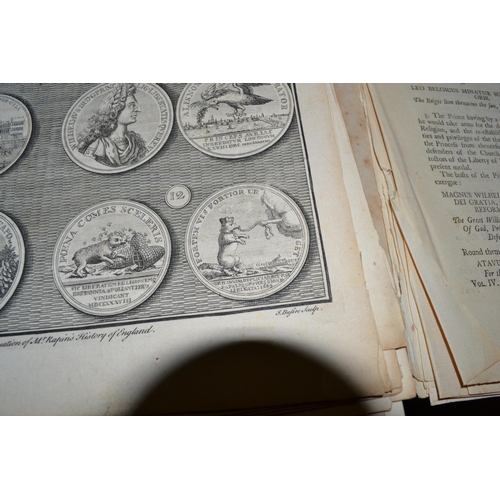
xmin=131 ymin=340 xmax=372 ymax=415
xmin=404 ymin=396 xmax=500 ymax=416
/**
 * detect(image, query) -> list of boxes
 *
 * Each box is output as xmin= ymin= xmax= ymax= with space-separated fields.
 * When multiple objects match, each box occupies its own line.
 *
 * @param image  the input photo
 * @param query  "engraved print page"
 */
xmin=368 ymin=84 xmax=500 ymax=387
xmin=0 ymin=84 xmax=389 ymax=414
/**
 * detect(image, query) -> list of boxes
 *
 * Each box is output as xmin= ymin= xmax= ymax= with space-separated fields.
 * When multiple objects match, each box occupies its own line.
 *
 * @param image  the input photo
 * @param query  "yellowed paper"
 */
xmin=384 ymin=400 xmax=406 ymax=416
xmin=328 ymin=84 xmax=406 ymax=352
xmin=356 ymin=84 xmax=435 ymax=390
xmin=334 ymin=83 xmax=389 ymax=254
xmin=383 ymin=348 xmax=403 ymax=395
xmin=391 ymin=348 xmax=417 ymax=402
xmin=368 ymin=84 xmax=500 ymax=385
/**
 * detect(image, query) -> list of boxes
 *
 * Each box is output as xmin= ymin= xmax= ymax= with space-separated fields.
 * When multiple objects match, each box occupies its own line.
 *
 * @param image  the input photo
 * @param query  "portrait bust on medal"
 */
xmin=77 ymin=84 xmax=146 ymax=168
xmin=63 ymin=83 xmax=174 ymax=174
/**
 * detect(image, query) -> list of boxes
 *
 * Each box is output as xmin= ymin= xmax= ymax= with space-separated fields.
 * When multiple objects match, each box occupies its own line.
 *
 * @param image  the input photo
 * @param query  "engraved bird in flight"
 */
xmin=191 ymin=83 xmax=273 ymax=125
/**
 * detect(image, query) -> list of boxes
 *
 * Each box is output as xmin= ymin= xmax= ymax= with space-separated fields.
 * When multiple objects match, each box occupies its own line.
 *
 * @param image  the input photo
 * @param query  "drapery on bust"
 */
xmin=77 ymin=83 xmax=147 ymax=167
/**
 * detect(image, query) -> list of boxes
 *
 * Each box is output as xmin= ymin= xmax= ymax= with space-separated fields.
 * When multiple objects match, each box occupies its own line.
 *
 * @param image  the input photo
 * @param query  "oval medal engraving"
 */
xmin=0 ymin=212 xmax=25 ymax=310
xmin=0 ymin=94 xmax=32 ymax=175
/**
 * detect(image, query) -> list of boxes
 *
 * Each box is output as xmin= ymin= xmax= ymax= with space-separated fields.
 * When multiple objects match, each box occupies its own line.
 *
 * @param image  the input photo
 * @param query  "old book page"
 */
xmin=0 ymin=83 xmax=392 ymax=414
xmin=327 ymin=84 xmax=406 ymax=353
xmin=334 ymin=84 xmax=390 ymax=255
xmin=326 ymin=85 xmax=411 ymax=398
xmin=331 ymin=84 xmax=413 ymax=400
xmin=353 ymin=92 xmax=439 ymax=398
xmin=367 ymin=84 xmax=500 ymax=391
xmin=334 ymin=83 xmax=500 ymax=402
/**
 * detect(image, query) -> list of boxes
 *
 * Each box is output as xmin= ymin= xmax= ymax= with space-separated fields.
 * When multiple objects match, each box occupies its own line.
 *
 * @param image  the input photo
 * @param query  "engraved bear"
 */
xmin=217 ymin=217 xmax=249 ymax=276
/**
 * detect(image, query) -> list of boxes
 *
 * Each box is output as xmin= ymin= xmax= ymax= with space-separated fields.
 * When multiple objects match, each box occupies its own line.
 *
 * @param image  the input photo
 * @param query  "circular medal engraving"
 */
xmin=177 ymin=84 xmax=294 ymax=159
xmin=53 ymin=200 xmax=171 ymax=316
xmin=62 ymin=83 xmax=174 ymax=174
xmin=0 ymin=94 xmax=32 ymax=175
xmin=165 ymin=185 xmax=191 ymax=209
xmin=186 ymin=185 xmax=309 ymax=300
xmin=0 ymin=212 xmax=25 ymax=310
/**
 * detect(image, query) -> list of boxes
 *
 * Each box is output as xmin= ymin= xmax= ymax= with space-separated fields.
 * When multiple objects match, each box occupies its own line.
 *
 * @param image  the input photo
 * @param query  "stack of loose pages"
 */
xmin=334 ymin=83 xmax=500 ymax=405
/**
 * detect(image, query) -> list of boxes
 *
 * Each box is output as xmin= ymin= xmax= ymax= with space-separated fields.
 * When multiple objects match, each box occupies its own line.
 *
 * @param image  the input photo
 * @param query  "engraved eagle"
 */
xmin=190 ymin=83 xmax=273 ymax=125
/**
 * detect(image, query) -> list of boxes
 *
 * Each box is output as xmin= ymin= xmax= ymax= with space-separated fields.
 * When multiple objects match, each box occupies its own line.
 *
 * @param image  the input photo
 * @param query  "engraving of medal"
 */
xmin=62 ymin=83 xmax=173 ymax=174
xmin=177 ymin=83 xmax=294 ymax=159
xmin=0 ymin=212 xmax=25 ymax=310
xmin=186 ymin=184 xmax=309 ymax=300
xmin=53 ymin=200 xmax=171 ymax=316
xmin=0 ymin=94 xmax=32 ymax=175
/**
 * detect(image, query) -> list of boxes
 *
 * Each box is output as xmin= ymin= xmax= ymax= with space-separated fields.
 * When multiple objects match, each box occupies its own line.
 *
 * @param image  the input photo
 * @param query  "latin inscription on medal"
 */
xmin=186 ymin=184 xmax=309 ymax=300
xmin=62 ymin=83 xmax=174 ymax=174
xmin=177 ymin=84 xmax=294 ymax=159
xmin=53 ymin=200 xmax=171 ymax=316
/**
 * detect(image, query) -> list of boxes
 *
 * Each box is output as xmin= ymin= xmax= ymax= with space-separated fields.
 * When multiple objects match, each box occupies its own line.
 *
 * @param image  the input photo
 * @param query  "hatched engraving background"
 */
xmin=0 ymin=84 xmax=330 ymax=335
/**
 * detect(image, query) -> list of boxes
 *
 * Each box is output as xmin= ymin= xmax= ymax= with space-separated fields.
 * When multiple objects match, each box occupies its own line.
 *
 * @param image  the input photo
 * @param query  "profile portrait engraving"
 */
xmin=77 ymin=84 xmax=146 ymax=168
xmin=62 ymin=83 xmax=174 ymax=174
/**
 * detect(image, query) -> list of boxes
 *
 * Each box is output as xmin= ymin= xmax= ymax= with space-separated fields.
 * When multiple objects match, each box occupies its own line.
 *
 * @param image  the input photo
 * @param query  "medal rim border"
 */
xmin=52 ymin=199 xmax=172 ymax=316
xmin=185 ymin=183 xmax=309 ymax=301
xmin=0 ymin=211 xmax=26 ymax=311
xmin=165 ymin=184 xmax=192 ymax=209
xmin=0 ymin=94 xmax=33 ymax=176
xmin=176 ymin=83 xmax=295 ymax=159
xmin=61 ymin=83 xmax=174 ymax=175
